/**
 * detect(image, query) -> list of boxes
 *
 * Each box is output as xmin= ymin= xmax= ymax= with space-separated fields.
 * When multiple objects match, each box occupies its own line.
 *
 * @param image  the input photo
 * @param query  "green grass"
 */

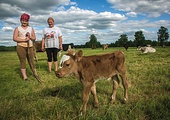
xmin=0 ymin=47 xmax=170 ymax=120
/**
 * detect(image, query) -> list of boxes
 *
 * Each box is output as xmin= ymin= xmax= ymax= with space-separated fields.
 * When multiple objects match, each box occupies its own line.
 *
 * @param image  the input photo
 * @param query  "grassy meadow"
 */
xmin=0 ymin=47 xmax=170 ymax=120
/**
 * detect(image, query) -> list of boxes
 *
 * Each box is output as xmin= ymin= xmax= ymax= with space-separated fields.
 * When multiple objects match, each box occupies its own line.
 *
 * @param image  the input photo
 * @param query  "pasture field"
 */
xmin=0 ymin=47 xmax=170 ymax=120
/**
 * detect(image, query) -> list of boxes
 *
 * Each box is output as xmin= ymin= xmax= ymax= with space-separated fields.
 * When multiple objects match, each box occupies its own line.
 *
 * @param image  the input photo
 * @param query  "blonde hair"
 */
xmin=47 ymin=17 xmax=54 ymax=22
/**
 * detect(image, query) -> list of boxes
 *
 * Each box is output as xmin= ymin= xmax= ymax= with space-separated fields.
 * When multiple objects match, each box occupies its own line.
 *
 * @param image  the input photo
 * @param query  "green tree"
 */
xmin=85 ymin=34 xmax=101 ymax=48
xmin=157 ymin=26 xmax=169 ymax=47
xmin=134 ymin=31 xmax=145 ymax=46
xmin=89 ymin=34 xmax=97 ymax=48
xmin=117 ymin=34 xmax=128 ymax=46
xmin=85 ymin=42 xmax=91 ymax=48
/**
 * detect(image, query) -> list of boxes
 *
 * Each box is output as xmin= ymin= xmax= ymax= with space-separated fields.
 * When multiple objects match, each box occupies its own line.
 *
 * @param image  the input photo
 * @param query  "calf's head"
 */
xmin=55 ymin=50 xmax=83 ymax=78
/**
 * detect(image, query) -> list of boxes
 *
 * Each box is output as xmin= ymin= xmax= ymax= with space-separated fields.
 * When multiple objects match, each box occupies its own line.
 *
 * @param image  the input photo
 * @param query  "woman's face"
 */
xmin=21 ymin=20 xmax=29 ymax=27
xmin=48 ymin=19 xmax=54 ymax=28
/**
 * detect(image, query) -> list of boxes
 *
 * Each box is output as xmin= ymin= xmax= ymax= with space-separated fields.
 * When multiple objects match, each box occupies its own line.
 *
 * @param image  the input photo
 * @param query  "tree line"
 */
xmin=80 ymin=26 xmax=169 ymax=48
xmin=0 ymin=26 xmax=169 ymax=51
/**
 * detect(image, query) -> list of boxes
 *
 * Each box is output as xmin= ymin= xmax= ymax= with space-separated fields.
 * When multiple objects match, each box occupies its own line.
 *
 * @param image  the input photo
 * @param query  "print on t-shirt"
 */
xmin=45 ymin=31 xmax=56 ymax=39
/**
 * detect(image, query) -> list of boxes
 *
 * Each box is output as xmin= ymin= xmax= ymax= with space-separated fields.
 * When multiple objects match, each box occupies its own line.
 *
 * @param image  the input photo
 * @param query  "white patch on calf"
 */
xmin=59 ymin=55 xmax=70 ymax=68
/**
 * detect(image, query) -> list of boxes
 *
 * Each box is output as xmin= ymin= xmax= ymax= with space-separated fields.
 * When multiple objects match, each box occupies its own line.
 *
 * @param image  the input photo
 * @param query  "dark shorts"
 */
xmin=46 ymin=48 xmax=60 ymax=62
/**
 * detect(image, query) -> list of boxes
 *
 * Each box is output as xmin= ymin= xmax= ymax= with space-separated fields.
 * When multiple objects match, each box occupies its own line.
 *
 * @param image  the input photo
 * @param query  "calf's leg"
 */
xmin=111 ymin=75 xmax=119 ymax=103
xmin=120 ymin=74 xmax=128 ymax=102
xmin=117 ymin=63 xmax=128 ymax=102
xmin=81 ymin=81 xmax=93 ymax=114
xmin=91 ymin=83 xmax=98 ymax=107
xmin=33 ymin=47 xmax=38 ymax=62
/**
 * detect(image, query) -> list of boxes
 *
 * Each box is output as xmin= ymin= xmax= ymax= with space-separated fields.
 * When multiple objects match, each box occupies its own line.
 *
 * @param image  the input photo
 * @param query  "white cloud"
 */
xmin=107 ymin=0 xmax=170 ymax=17
xmin=0 ymin=3 xmax=24 ymax=18
xmin=126 ymin=12 xmax=137 ymax=17
xmin=0 ymin=0 xmax=170 ymax=46
xmin=2 ymin=27 xmax=13 ymax=31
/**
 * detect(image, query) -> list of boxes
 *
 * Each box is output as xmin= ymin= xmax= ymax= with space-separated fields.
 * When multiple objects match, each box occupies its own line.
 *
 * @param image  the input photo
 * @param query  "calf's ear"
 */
xmin=75 ymin=50 xmax=83 ymax=61
xmin=67 ymin=49 xmax=75 ymax=55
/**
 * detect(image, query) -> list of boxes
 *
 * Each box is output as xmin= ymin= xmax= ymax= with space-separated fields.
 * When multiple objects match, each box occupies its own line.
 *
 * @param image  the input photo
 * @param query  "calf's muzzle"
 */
xmin=55 ymin=71 xmax=62 ymax=78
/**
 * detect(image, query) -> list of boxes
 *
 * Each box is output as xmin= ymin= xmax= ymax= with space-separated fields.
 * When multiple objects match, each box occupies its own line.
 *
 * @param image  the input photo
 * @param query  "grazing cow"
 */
xmin=33 ymin=41 xmax=43 ymax=62
xmin=102 ymin=44 xmax=108 ymax=50
xmin=123 ymin=44 xmax=129 ymax=51
xmin=92 ymin=45 xmax=96 ymax=49
xmin=137 ymin=46 xmax=156 ymax=53
xmin=62 ymin=43 xmax=74 ymax=51
xmin=55 ymin=50 xmax=128 ymax=114
xmin=33 ymin=42 xmax=75 ymax=61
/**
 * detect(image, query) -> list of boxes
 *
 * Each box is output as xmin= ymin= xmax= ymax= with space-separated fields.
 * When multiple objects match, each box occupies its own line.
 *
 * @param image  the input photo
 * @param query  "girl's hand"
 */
xmin=41 ymin=47 xmax=45 ymax=52
xmin=59 ymin=45 xmax=63 ymax=50
xmin=25 ymin=32 xmax=31 ymax=41
xmin=26 ymin=32 xmax=30 ymax=38
xmin=25 ymin=36 xmax=30 ymax=41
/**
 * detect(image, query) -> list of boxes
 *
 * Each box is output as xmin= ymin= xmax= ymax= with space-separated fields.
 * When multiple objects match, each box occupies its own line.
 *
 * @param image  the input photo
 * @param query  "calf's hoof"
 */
xmin=123 ymin=98 xmax=128 ymax=104
xmin=110 ymin=99 xmax=116 ymax=104
xmin=80 ymin=110 xmax=86 ymax=116
xmin=93 ymin=103 xmax=99 ymax=108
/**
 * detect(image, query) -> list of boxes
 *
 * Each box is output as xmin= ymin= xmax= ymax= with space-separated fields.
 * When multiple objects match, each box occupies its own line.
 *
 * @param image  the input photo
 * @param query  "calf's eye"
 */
xmin=66 ymin=64 xmax=70 ymax=66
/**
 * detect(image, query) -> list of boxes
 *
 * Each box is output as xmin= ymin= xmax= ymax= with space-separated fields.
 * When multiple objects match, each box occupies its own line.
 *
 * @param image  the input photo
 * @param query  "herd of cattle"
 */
xmin=33 ymin=41 xmax=74 ymax=61
xmin=33 ymin=41 xmax=156 ymax=61
xmin=32 ymin=41 xmax=157 ymax=114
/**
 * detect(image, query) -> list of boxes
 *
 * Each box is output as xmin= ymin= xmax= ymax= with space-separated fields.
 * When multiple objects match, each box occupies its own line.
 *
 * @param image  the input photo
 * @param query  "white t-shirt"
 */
xmin=42 ymin=26 xmax=62 ymax=48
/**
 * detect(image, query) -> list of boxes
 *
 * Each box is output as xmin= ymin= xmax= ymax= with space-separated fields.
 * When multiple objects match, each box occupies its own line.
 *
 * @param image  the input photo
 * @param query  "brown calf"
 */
xmin=102 ymin=44 xmax=108 ymax=50
xmin=55 ymin=50 xmax=128 ymax=114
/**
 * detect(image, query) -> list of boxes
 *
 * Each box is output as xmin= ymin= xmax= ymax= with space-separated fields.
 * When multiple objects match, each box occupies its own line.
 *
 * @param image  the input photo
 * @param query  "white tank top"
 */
xmin=17 ymin=26 xmax=33 ymax=47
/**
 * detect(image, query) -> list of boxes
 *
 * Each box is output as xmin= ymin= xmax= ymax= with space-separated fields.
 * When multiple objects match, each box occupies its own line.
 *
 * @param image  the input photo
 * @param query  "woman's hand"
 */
xmin=59 ymin=45 xmax=63 ymax=50
xmin=41 ymin=46 xmax=45 ymax=52
xmin=25 ymin=36 xmax=30 ymax=41
xmin=25 ymin=32 xmax=31 ymax=41
xmin=26 ymin=32 xmax=30 ymax=37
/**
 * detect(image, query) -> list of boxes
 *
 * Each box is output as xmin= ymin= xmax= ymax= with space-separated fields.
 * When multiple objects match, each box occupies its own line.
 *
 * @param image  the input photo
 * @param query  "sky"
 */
xmin=0 ymin=0 xmax=170 ymax=46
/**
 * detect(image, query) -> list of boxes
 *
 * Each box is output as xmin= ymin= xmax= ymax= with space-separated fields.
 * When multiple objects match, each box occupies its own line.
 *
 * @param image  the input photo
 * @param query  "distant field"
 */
xmin=0 ymin=47 xmax=170 ymax=120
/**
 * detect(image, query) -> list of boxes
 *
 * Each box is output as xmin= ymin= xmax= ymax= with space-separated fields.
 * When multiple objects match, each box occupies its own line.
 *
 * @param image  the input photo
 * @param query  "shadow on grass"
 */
xmin=40 ymin=80 xmax=128 ymax=107
xmin=41 ymin=82 xmax=82 ymax=100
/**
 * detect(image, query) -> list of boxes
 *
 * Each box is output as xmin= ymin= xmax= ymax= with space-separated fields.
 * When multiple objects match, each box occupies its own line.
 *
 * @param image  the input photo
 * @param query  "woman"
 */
xmin=41 ymin=17 xmax=63 ymax=73
xmin=13 ymin=13 xmax=41 ymax=82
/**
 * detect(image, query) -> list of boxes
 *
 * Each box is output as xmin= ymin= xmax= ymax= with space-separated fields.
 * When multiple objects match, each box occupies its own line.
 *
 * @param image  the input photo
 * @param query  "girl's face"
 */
xmin=48 ymin=19 xmax=54 ymax=28
xmin=21 ymin=20 xmax=29 ymax=27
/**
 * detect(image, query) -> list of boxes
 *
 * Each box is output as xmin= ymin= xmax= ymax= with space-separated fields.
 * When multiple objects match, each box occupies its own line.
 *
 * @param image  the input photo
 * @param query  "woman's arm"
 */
xmin=59 ymin=36 xmax=63 ymax=50
xmin=41 ymin=38 xmax=45 ymax=51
